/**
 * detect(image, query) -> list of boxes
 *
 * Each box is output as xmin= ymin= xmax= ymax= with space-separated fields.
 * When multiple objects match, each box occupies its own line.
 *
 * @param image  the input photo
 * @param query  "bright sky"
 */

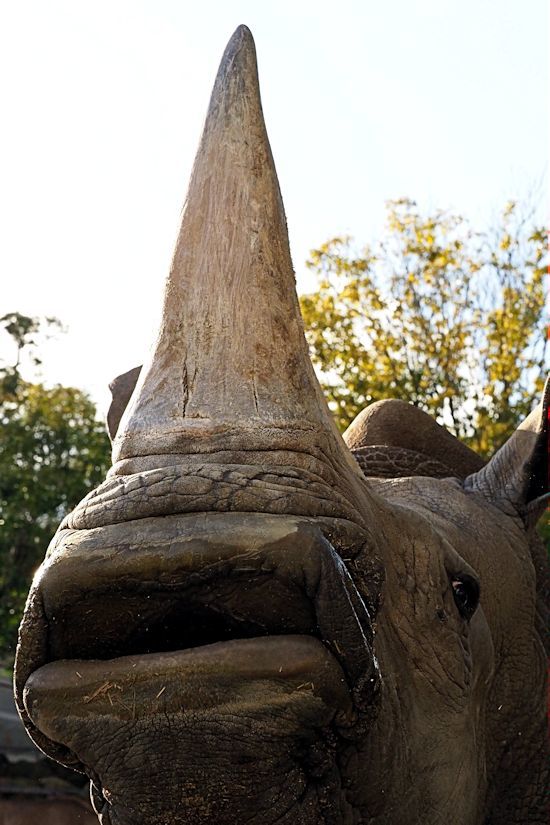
xmin=0 ymin=0 xmax=547 ymax=416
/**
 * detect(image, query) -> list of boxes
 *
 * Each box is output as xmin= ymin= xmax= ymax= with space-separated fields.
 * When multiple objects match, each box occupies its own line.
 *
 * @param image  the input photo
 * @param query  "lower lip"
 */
xmin=23 ymin=635 xmax=353 ymax=741
xmin=24 ymin=636 xmax=355 ymax=825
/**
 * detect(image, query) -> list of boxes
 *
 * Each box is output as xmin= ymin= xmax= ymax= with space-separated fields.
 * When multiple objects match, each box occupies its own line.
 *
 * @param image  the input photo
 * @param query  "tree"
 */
xmin=299 ymin=198 xmax=548 ymax=455
xmin=0 ymin=314 xmax=111 ymax=665
xmin=0 ymin=312 xmax=63 ymax=397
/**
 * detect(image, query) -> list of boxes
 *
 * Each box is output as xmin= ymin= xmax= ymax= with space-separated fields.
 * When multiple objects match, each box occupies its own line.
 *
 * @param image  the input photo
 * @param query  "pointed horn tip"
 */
xmin=222 ymin=24 xmax=256 ymax=64
xmin=231 ymin=24 xmax=255 ymax=45
xmin=207 ymin=25 xmax=259 ymax=116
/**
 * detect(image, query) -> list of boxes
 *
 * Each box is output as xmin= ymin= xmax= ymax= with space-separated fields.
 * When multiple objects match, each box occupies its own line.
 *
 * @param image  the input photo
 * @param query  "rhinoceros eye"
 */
xmin=451 ymin=575 xmax=480 ymax=621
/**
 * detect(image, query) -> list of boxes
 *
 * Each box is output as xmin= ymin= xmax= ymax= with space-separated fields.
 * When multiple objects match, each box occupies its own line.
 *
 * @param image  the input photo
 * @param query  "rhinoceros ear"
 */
xmin=106 ymin=366 xmax=142 ymax=441
xmin=464 ymin=377 xmax=549 ymax=530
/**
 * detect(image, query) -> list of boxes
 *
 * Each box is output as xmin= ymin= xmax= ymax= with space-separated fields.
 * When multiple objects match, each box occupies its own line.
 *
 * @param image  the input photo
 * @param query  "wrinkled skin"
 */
xmin=14 ymin=25 xmax=548 ymax=825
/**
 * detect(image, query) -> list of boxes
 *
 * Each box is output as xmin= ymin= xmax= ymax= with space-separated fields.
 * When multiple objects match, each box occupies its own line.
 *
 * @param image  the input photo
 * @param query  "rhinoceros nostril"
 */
xmin=90 ymin=781 xmax=106 ymax=814
xmin=90 ymin=782 xmax=115 ymax=825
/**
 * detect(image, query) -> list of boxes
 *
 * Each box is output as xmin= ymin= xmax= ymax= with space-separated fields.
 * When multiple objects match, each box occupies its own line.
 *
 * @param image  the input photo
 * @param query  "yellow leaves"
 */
xmin=415 ymin=229 xmax=435 ymax=247
xmin=341 ymin=281 xmax=360 ymax=304
xmin=528 ymin=228 xmax=547 ymax=245
xmin=300 ymin=197 xmax=548 ymax=443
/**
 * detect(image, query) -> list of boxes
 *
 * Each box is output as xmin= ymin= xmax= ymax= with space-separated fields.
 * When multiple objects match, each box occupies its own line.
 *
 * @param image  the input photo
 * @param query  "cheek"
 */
xmin=353 ymin=619 xmax=491 ymax=825
xmin=469 ymin=607 xmax=495 ymax=699
xmin=378 ymin=568 xmax=490 ymax=717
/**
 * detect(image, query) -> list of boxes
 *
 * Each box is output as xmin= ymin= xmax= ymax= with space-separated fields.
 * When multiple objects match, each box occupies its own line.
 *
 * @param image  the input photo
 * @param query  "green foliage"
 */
xmin=300 ymin=199 xmax=548 ymax=455
xmin=0 ymin=312 xmax=63 ymax=396
xmin=0 ymin=314 xmax=111 ymax=666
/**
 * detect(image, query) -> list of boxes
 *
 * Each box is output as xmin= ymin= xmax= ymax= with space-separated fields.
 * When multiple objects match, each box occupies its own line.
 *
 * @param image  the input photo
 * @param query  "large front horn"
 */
xmin=109 ymin=25 xmax=365 ymax=515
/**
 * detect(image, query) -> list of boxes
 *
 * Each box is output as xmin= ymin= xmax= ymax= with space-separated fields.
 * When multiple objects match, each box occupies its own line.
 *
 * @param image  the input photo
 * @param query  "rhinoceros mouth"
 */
xmin=15 ymin=512 xmax=380 ymax=779
xmin=43 ymin=551 xmax=317 ymax=660
xmin=25 ymin=635 xmax=357 ymax=825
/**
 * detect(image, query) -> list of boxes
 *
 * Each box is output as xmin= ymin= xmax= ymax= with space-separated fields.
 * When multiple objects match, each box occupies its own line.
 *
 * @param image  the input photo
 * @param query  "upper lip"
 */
xmin=44 ymin=547 xmax=319 ymax=663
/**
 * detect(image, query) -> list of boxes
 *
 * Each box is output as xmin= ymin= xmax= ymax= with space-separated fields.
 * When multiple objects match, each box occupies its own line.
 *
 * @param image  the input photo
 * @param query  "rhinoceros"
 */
xmin=14 ymin=25 xmax=548 ymax=825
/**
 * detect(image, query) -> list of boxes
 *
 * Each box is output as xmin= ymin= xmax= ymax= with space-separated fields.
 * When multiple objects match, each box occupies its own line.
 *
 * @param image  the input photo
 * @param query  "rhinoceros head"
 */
xmin=14 ymin=26 xmax=548 ymax=825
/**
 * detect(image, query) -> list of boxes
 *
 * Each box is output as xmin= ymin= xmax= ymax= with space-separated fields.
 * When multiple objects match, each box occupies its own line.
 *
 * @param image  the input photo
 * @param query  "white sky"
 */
xmin=0 ymin=0 xmax=547 ymax=416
